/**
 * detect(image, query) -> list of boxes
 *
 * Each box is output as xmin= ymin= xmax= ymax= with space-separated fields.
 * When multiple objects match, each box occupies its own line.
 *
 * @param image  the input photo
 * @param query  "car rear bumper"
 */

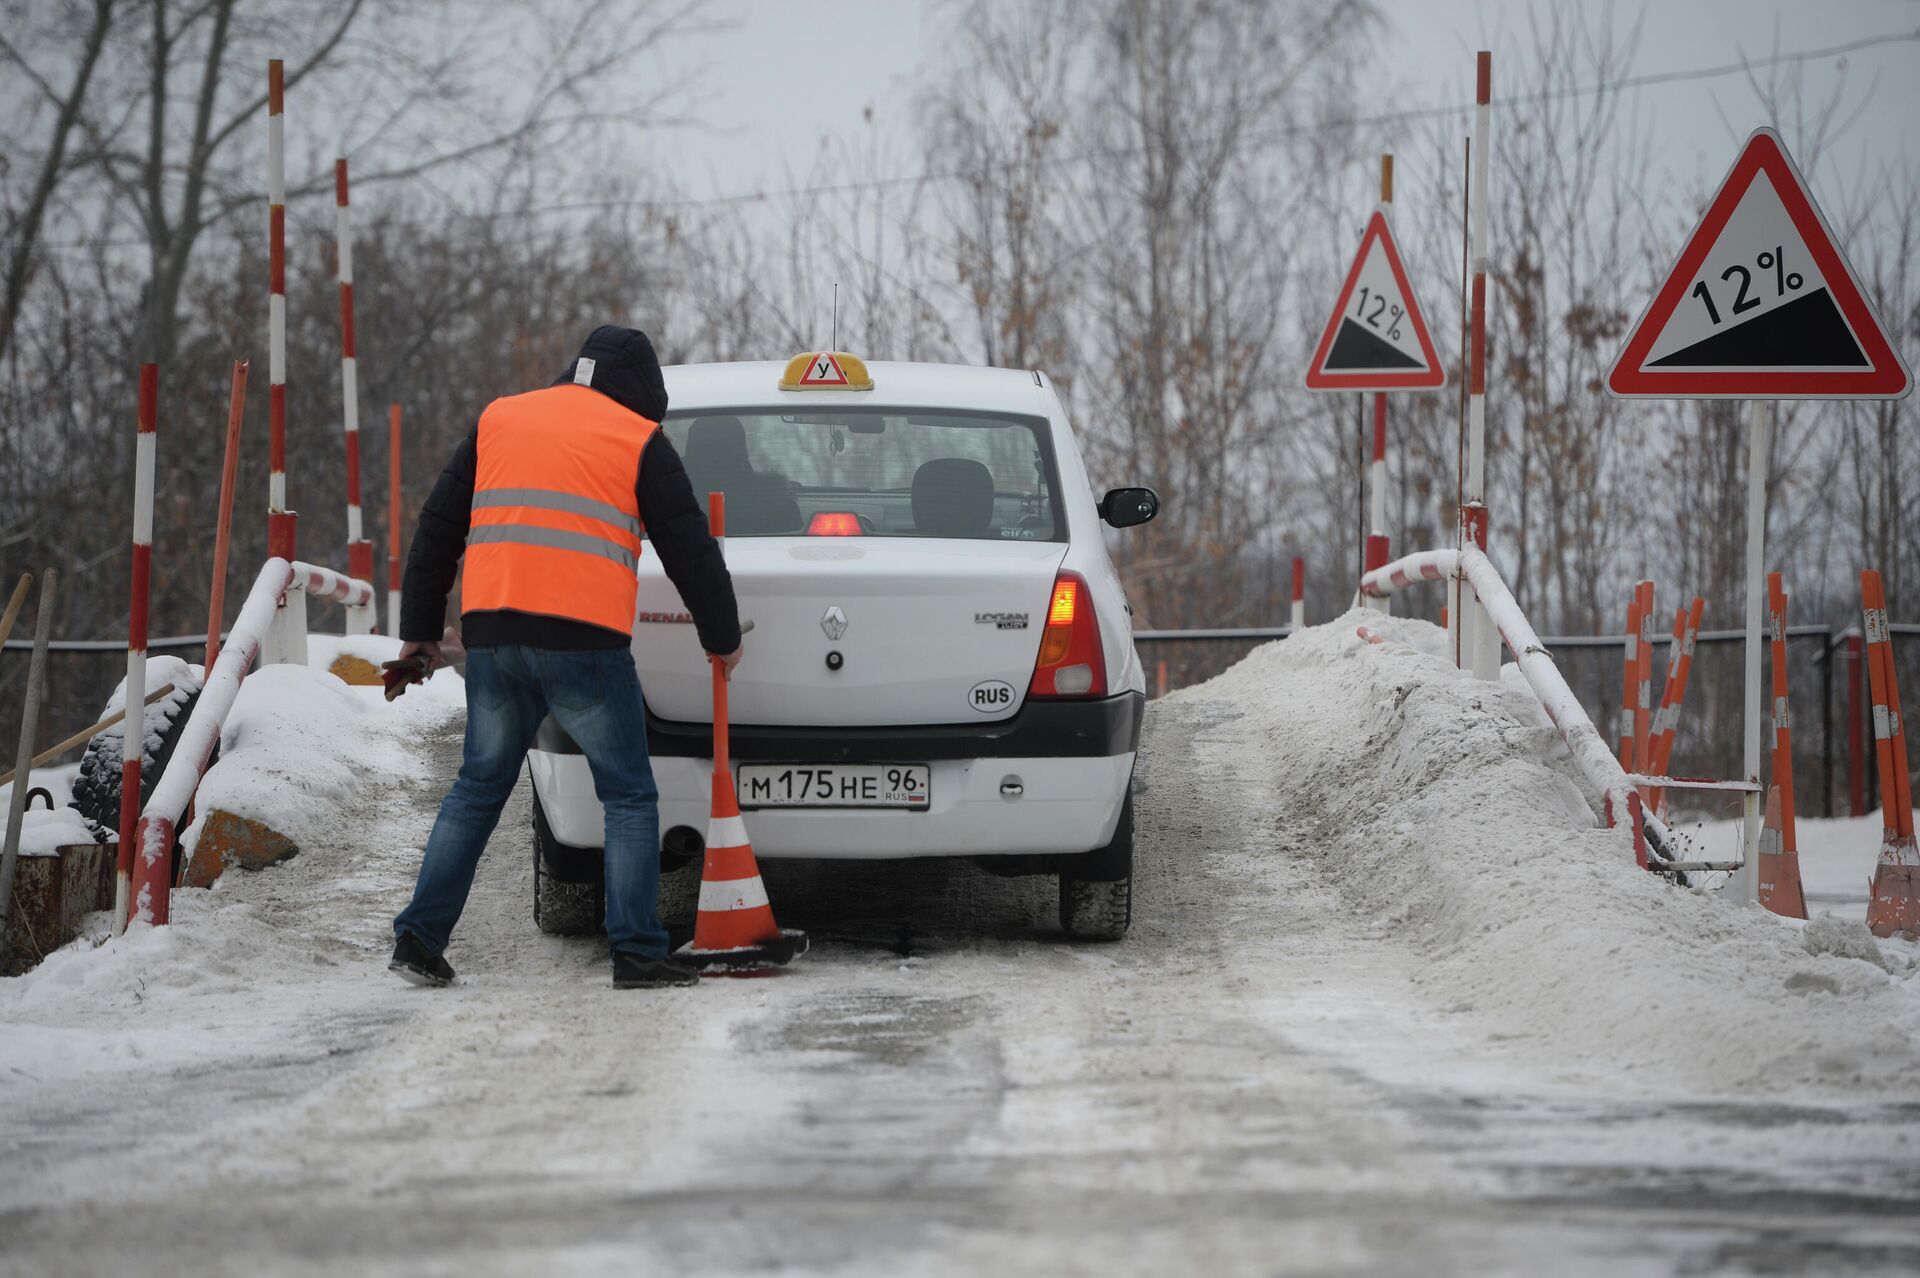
xmin=528 ymin=750 xmax=1134 ymax=859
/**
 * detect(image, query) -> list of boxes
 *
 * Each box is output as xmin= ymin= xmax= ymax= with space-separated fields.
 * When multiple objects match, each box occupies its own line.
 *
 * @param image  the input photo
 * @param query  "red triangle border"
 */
xmin=1305 ymin=209 xmax=1448 ymax=392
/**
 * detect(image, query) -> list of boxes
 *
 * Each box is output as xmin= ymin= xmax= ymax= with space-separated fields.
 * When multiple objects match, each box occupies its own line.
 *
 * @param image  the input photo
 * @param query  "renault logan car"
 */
xmin=526 ymin=352 xmax=1158 ymax=940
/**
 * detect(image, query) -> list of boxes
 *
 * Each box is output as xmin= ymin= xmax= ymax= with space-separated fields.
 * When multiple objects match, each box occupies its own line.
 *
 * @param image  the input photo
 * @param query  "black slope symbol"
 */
xmin=1324 ymin=318 xmax=1422 ymax=371
xmin=1648 ymin=287 xmax=1867 ymax=369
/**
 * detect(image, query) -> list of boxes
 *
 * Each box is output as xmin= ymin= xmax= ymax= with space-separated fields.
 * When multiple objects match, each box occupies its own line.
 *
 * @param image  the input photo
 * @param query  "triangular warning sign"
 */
xmin=1305 ymin=210 xmax=1447 ymax=392
xmin=799 ymin=351 xmax=851 ymax=386
xmin=1609 ymin=128 xmax=1911 ymax=399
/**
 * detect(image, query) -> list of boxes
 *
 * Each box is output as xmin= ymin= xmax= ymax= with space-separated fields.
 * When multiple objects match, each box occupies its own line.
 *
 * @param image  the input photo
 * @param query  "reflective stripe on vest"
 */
xmin=462 ymin=383 xmax=655 ymax=635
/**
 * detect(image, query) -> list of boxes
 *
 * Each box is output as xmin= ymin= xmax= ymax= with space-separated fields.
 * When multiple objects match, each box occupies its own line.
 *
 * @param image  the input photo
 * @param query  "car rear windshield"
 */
xmin=657 ymin=408 xmax=1062 ymax=541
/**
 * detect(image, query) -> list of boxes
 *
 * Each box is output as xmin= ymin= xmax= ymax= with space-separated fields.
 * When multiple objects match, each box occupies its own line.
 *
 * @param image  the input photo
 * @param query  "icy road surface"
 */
xmin=4 ymin=618 xmax=1918 ymax=1277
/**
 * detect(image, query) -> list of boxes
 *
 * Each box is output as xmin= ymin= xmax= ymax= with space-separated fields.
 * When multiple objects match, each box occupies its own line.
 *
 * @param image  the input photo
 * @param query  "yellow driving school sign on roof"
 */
xmin=779 ymin=350 xmax=873 ymax=391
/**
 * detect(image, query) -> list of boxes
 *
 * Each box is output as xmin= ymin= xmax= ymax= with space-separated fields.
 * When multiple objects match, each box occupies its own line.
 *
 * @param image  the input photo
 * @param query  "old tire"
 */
xmin=1058 ymin=791 xmax=1133 ymax=941
xmin=532 ymin=795 xmax=602 ymax=936
xmin=71 ymin=685 xmax=209 ymax=837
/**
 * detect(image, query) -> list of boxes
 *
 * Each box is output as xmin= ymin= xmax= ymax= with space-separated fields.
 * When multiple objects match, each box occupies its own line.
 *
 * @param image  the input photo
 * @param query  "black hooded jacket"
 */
xmin=399 ymin=326 xmax=742 ymax=656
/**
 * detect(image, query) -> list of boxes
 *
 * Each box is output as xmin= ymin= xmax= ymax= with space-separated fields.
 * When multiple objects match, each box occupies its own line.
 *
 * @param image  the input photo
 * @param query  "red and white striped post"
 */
xmin=266 ymin=60 xmax=295 ymax=563
xmin=1618 ymin=591 xmax=1640 ymax=770
xmin=1862 ymin=570 xmax=1916 ymax=938
xmin=336 ymin=155 xmax=374 ymax=633
xmin=387 ymin=402 xmax=404 ymax=636
xmin=1632 ymin=579 xmax=1655 ymax=786
xmin=1458 ymin=51 xmax=1497 ymax=680
xmin=113 ymin=364 xmax=158 ymax=935
xmin=1759 ymin=572 xmax=1807 ymax=918
xmin=1290 ymin=556 xmax=1306 ymax=632
xmin=206 ymin=360 xmax=249 ymax=672
xmin=1363 ymin=154 xmax=1394 ymax=614
xmin=1647 ymin=596 xmax=1704 ymax=815
xmin=1845 ymin=629 xmax=1867 ymax=817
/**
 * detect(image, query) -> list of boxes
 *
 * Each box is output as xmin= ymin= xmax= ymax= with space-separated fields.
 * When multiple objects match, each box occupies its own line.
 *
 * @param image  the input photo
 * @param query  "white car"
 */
xmin=526 ymin=352 xmax=1159 ymax=939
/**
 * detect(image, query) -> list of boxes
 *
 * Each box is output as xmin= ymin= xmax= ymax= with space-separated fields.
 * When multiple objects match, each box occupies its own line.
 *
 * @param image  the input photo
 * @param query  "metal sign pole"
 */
xmin=1738 ymin=399 xmax=1771 ymax=903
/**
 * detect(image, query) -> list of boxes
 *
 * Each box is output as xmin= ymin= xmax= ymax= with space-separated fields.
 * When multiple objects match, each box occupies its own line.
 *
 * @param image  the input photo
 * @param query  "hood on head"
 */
xmin=555 ymin=326 xmax=668 ymax=422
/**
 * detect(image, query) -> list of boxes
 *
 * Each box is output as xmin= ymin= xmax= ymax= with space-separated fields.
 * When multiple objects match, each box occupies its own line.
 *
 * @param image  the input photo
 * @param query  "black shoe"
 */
xmin=390 ymin=933 xmax=456 ymax=987
xmin=612 ymin=952 xmax=700 ymax=989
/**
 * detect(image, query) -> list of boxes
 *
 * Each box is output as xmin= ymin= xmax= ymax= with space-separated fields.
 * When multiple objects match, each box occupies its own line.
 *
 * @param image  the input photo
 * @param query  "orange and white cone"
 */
xmin=673 ymin=489 xmax=807 ymax=972
xmin=674 ymin=768 xmax=807 ymax=972
xmin=1755 ymin=784 xmax=1807 ymax=920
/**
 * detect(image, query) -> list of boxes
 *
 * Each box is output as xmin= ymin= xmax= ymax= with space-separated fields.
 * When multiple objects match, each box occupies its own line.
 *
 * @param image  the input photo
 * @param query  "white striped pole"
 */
xmin=336 ymin=155 xmax=373 ymax=633
xmin=1461 ymin=51 xmax=1497 ymax=679
xmin=1290 ymin=556 xmax=1306 ymax=632
xmin=267 ymin=59 xmax=296 ymax=562
xmin=1364 ymin=155 xmax=1393 ymax=615
xmin=113 ymin=364 xmax=158 ymax=935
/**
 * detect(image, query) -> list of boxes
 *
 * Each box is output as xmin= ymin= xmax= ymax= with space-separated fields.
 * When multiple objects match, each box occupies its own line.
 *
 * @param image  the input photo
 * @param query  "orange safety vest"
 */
xmin=463 ymin=383 xmax=654 ymax=635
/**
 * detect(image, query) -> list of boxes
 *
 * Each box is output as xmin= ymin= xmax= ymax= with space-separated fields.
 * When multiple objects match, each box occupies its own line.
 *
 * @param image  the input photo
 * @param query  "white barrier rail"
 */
xmin=1361 ymin=547 xmax=1678 ymax=866
xmin=126 ymin=558 xmax=373 ymax=926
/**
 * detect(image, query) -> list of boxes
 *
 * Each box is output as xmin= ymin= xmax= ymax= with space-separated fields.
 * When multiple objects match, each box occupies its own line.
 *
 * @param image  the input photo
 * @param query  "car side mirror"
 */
xmin=1099 ymin=486 xmax=1159 ymax=529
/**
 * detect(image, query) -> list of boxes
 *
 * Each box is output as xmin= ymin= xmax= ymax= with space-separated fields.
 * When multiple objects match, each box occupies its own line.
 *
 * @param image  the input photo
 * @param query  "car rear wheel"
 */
xmin=1058 ymin=791 xmax=1132 ymax=941
xmin=532 ymin=794 xmax=602 ymax=937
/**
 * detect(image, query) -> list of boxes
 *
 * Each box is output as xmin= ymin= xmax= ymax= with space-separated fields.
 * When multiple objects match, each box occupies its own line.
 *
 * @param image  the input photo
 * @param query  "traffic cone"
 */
xmin=1866 ymin=830 xmax=1919 ymax=940
xmin=674 ymin=764 xmax=808 ymax=972
xmin=1755 ymin=784 xmax=1806 ymax=920
xmin=673 ymin=489 xmax=806 ymax=973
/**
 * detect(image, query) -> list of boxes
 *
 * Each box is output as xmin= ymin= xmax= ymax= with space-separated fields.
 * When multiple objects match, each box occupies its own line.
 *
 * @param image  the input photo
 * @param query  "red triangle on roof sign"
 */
xmin=799 ymin=350 xmax=851 ymax=386
xmin=1305 ymin=209 xmax=1447 ymax=392
xmin=1609 ymin=128 xmax=1911 ymax=400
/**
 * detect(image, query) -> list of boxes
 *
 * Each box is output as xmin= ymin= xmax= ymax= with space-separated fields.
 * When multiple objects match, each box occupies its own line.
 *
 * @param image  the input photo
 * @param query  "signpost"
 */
xmin=1307 ymin=158 xmax=1447 ymax=614
xmin=1609 ymin=126 xmax=1911 ymax=903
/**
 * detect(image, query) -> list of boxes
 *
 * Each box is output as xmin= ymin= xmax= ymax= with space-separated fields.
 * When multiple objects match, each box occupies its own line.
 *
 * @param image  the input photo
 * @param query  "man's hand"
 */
xmin=714 ymin=643 xmax=742 ymax=681
xmin=400 ymin=639 xmax=446 ymax=671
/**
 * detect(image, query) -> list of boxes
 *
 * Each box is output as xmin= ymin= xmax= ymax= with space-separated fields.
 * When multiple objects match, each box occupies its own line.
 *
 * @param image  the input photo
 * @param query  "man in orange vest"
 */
xmin=389 ymin=327 xmax=741 ymax=989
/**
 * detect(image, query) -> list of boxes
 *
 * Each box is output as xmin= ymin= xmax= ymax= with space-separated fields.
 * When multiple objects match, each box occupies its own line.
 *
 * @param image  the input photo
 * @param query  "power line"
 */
xmin=26 ymin=25 xmax=1920 ymax=249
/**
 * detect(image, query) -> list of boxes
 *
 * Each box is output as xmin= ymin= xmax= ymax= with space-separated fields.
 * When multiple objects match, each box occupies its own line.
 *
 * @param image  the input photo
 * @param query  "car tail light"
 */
xmin=1029 ymin=571 xmax=1105 ymax=698
xmin=807 ymin=512 xmax=862 ymax=536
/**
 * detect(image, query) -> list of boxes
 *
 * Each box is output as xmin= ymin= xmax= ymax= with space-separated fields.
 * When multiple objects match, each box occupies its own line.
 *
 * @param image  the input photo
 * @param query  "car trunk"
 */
xmin=631 ymin=538 xmax=1069 ymax=727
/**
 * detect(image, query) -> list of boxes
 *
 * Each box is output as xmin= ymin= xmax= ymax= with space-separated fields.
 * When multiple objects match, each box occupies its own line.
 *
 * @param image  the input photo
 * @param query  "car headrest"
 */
xmin=911 ymin=458 xmax=995 ymax=538
xmin=684 ymin=416 xmax=750 ymax=471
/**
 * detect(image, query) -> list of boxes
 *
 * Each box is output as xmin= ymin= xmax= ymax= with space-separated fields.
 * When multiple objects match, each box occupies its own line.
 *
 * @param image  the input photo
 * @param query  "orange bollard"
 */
xmin=1647 ymin=597 xmax=1704 ymax=816
xmin=1862 ymin=570 xmax=1917 ymax=938
xmin=1757 ymin=573 xmax=1806 ymax=918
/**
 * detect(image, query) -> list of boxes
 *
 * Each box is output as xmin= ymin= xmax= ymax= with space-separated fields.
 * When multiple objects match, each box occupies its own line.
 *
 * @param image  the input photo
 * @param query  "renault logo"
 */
xmin=820 ymin=605 xmax=848 ymax=641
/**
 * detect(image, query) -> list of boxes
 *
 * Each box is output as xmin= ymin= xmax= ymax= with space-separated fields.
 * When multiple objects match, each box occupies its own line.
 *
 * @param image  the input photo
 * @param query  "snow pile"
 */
xmin=1 ymin=763 xmax=87 ymax=857
xmin=180 ymin=647 xmax=463 ymax=860
xmin=1169 ymin=610 xmax=1920 ymax=1098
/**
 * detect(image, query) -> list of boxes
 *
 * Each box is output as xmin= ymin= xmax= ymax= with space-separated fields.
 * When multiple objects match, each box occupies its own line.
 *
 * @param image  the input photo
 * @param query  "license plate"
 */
xmin=737 ymin=764 xmax=931 ymax=809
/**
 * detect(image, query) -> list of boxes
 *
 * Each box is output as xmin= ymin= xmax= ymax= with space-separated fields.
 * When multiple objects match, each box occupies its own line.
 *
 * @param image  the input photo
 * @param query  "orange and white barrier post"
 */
xmin=675 ymin=492 xmax=807 ymax=972
xmin=1647 ymin=596 xmax=1704 ymax=815
xmin=1290 ymin=556 xmax=1305 ymax=632
xmin=1618 ymin=591 xmax=1641 ymax=770
xmin=266 ymin=60 xmax=295 ymax=563
xmin=206 ymin=360 xmax=249 ymax=672
xmin=1633 ymin=579 xmax=1655 ymax=789
xmin=335 ymin=155 xmax=374 ymax=635
xmin=1757 ymin=572 xmax=1807 ymax=917
xmin=1845 ymin=629 xmax=1868 ymax=817
xmin=1863 ymin=570 xmax=1917 ymax=938
xmin=387 ymin=403 xmax=404 ymax=636
xmin=113 ymin=364 xmax=158 ymax=935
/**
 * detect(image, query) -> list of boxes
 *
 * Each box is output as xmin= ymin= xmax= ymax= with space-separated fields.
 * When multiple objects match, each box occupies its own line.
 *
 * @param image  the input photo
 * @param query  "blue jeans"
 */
xmin=394 ymin=645 xmax=667 ymax=958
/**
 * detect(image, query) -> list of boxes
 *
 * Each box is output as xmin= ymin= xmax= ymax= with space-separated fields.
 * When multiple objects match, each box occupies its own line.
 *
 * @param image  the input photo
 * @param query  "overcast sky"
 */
xmin=651 ymin=1 xmax=1920 ymax=215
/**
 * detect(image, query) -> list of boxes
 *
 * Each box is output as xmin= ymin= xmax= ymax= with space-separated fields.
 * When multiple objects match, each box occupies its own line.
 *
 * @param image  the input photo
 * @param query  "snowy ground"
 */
xmin=3 ymin=616 xmax=1918 ymax=1276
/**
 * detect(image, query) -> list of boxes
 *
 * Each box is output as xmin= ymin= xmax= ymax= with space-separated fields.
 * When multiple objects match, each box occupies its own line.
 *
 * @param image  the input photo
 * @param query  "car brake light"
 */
xmin=1029 ymin=571 xmax=1105 ymax=699
xmin=807 ymin=511 xmax=862 ymax=536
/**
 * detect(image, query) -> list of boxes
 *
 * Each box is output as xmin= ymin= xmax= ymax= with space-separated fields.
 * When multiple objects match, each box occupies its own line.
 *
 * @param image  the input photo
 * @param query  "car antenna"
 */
xmin=831 ymin=282 xmax=839 ymax=351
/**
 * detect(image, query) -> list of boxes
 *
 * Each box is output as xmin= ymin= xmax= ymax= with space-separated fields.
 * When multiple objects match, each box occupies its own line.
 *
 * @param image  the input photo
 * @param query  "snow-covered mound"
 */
xmin=1166 ymin=610 xmax=1920 ymax=1099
